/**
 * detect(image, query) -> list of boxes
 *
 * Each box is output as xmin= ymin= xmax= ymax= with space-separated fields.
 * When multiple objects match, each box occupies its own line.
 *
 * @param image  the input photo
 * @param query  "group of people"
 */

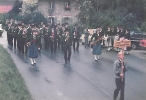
xmin=84 ymin=26 xmax=131 ymax=61
xmin=5 ymin=19 xmax=83 ymax=65
xmin=4 ymin=19 xmax=129 ymax=100
xmin=84 ymin=26 xmax=129 ymax=100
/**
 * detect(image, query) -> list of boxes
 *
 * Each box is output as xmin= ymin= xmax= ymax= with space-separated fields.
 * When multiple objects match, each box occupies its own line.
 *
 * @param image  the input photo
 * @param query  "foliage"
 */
xmin=7 ymin=0 xmax=22 ymax=19
xmin=6 ymin=0 xmax=47 ymax=24
xmin=78 ymin=0 xmax=146 ymax=29
xmin=0 ymin=45 xmax=32 ymax=100
xmin=14 ymin=11 xmax=47 ymax=24
xmin=141 ymin=21 xmax=146 ymax=32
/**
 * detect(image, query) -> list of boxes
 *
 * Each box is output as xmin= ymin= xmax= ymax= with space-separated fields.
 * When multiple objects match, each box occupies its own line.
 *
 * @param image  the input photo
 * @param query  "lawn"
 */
xmin=0 ymin=45 xmax=32 ymax=100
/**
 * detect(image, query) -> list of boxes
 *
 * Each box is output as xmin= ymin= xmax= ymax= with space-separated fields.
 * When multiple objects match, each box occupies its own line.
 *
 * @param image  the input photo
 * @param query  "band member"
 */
xmin=84 ymin=28 xmax=89 ymax=48
xmin=63 ymin=28 xmax=72 ymax=63
xmin=39 ymin=24 xmax=45 ymax=52
xmin=113 ymin=51 xmax=128 ymax=100
xmin=91 ymin=28 xmax=103 ymax=61
xmin=73 ymin=24 xmax=80 ymax=52
xmin=60 ymin=26 xmax=65 ymax=52
xmin=6 ymin=22 xmax=12 ymax=46
xmin=27 ymin=30 xmax=41 ymax=66
xmin=27 ymin=23 xmax=32 ymax=37
xmin=17 ymin=24 xmax=23 ymax=52
xmin=56 ymin=25 xmax=62 ymax=50
xmin=49 ymin=25 xmax=57 ymax=53
xmin=20 ymin=28 xmax=28 ymax=54
xmin=10 ymin=25 xmax=16 ymax=48
xmin=44 ymin=25 xmax=50 ymax=50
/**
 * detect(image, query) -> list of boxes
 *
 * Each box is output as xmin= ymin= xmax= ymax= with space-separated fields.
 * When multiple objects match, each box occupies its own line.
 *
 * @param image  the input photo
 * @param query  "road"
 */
xmin=0 ymin=31 xmax=146 ymax=100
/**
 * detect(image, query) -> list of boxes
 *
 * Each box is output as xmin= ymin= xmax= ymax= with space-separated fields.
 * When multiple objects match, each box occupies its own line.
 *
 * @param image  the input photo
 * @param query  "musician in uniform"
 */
xmin=73 ymin=24 xmax=80 ymax=52
xmin=63 ymin=28 xmax=72 ymax=63
xmin=113 ymin=51 xmax=128 ymax=100
xmin=27 ymin=30 xmax=41 ymax=66
xmin=10 ymin=25 xmax=16 ymax=48
xmin=91 ymin=28 xmax=103 ymax=61
xmin=20 ymin=28 xmax=28 ymax=54
xmin=6 ymin=22 xmax=12 ymax=46
xmin=56 ymin=25 xmax=62 ymax=50
xmin=60 ymin=25 xmax=65 ymax=52
xmin=49 ymin=25 xmax=57 ymax=54
xmin=44 ymin=25 xmax=50 ymax=50
xmin=17 ymin=24 xmax=23 ymax=52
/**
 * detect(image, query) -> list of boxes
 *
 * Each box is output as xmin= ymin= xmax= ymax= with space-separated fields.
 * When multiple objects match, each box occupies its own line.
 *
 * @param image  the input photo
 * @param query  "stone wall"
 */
xmin=38 ymin=0 xmax=80 ymax=24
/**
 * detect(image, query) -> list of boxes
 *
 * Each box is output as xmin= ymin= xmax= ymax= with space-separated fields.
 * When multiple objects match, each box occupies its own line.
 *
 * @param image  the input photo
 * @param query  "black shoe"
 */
xmin=33 ymin=63 xmax=36 ymax=66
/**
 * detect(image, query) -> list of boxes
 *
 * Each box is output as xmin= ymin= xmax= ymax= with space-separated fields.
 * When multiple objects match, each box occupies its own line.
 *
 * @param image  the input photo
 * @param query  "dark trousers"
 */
xmin=57 ymin=40 xmax=61 ymax=50
xmin=44 ymin=37 xmax=49 ymax=50
xmin=7 ymin=33 xmax=11 ymax=45
xmin=17 ymin=39 xmax=21 ymax=51
xmin=64 ymin=45 xmax=71 ymax=62
xmin=61 ymin=42 xmax=64 ymax=52
xmin=111 ymin=36 xmax=115 ymax=47
xmin=73 ymin=38 xmax=79 ymax=52
xmin=9 ymin=35 xmax=13 ymax=47
xmin=20 ymin=41 xmax=28 ymax=54
xmin=113 ymin=78 xmax=125 ymax=100
xmin=13 ymin=37 xmax=17 ymax=48
xmin=50 ymin=42 xmax=57 ymax=53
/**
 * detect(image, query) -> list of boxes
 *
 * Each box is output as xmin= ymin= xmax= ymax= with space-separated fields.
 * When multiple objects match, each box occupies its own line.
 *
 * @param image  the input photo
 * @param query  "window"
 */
xmin=48 ymin=16 xmax=55 ymax=24
xmin=49 ymin=2 xmax=54 ymax=14
xmin=62 ymin=16 xmax=71 ymax=24
xmin=50 ymin=2 xmax=54 ymax=9
xmin=64 ymin=1 xmax=70 ymax=10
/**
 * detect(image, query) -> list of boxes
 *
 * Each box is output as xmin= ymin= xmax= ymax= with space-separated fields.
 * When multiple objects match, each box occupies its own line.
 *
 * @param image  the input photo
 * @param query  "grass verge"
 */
xmin=0 ymin=45 xmax=32 ymax=100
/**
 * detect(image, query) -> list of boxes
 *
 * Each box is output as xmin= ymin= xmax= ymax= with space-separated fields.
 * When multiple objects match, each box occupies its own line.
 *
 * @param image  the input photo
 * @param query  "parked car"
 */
xmin=139 ymin=39 xmax=146 ymax=49
xmin=130 ymin=31 xmax=146 ymax=49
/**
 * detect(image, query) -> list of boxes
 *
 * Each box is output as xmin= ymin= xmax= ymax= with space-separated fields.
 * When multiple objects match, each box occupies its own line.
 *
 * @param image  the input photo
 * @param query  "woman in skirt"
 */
xmin=91 ymin=28 xmax=103 ymax=61
xmin=27 ymin=30 xmax=41 ymax=66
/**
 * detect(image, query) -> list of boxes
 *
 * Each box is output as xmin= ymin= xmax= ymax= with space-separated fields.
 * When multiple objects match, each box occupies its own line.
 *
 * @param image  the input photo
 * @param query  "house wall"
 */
xmin=38 ymin=0 xmax=80 ymax=24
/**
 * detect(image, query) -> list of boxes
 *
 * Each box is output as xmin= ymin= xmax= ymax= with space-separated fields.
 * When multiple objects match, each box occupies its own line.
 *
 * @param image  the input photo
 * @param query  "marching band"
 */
xmin=4 ymin=19 xmax=131 ymax=65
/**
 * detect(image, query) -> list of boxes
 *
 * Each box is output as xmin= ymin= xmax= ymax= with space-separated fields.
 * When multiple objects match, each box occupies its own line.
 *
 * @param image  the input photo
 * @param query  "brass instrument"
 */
xmin=92 ymin=36 xmax=104 ymax=45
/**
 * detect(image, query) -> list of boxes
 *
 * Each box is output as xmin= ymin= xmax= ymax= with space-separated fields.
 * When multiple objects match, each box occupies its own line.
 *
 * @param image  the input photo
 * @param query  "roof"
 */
xmin=0 ymin=5 xmax=13 ymax=13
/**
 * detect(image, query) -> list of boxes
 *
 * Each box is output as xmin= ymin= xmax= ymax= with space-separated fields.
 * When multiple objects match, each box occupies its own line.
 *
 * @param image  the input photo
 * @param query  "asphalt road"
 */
xmin=0 ymin=31 xmax=146 ymax=100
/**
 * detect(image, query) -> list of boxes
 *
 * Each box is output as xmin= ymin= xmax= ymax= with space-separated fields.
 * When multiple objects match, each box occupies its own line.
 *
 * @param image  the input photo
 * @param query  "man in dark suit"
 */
xmin=44 ymin=25 xmax=50 ymax=50
xmin=63 ymin=28 xmax=72 ymax=63
xmin=73 ymin=24 xmax=80 ymax=52
xmin=6 ymin=22 xmax=12 ymax=46
xmin=49 ymin=25 xmax=57 ymax=53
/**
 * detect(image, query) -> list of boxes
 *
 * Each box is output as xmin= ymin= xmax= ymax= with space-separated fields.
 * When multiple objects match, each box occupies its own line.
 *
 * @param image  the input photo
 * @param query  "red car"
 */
xmin=140 ymin=39 xmax=146 ymax=48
